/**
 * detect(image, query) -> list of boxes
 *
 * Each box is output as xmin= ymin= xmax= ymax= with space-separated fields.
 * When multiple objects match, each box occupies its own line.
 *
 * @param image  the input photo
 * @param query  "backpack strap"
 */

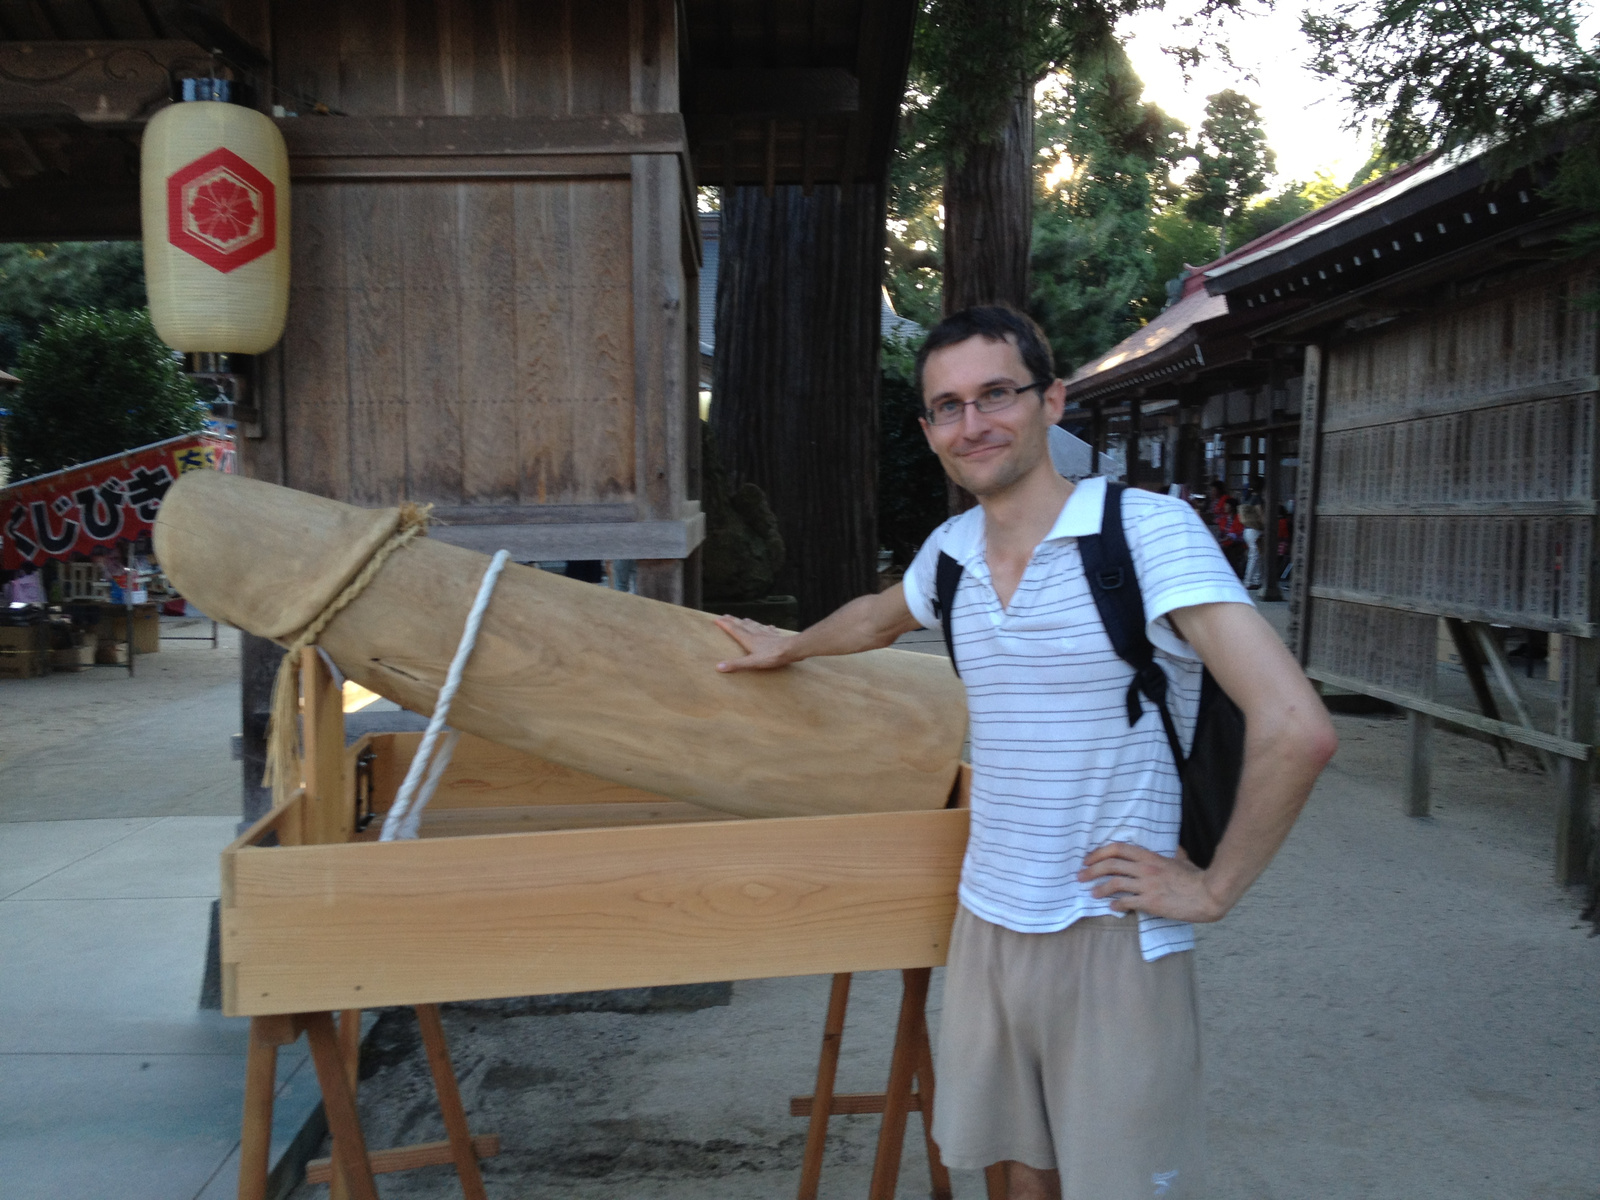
xmin=1078 ymin=483 xmax=1187 ymax=768
xmin=933 ymin=550 xmax=964 ymax=677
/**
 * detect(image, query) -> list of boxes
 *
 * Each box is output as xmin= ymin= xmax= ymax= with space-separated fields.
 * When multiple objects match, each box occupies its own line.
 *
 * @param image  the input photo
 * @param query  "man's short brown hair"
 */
xmin=913 ymin=304 xmax=1055 ymax=398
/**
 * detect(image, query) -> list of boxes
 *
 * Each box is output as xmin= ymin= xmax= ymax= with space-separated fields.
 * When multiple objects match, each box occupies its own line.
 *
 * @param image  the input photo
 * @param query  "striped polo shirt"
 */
xmin=902 ymin=476 xmax=1250 ymax=961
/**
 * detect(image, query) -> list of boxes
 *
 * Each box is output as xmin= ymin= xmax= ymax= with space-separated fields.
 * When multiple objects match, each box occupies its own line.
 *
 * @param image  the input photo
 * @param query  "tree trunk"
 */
xmin=712 ymin=183 xmax=885 ymax=627
xmin=940 ymin=80 xmax=1034 ymax=516
xmin=941 ymin=82 xmax=1034 ymax=314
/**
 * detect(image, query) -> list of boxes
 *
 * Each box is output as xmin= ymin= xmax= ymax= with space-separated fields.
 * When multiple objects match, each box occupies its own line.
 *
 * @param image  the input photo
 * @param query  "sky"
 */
xmin=1118 ymin=1 xmax=1374 ymax=189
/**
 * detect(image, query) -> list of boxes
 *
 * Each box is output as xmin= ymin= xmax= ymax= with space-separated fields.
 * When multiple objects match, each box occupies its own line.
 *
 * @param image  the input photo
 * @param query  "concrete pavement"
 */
xmin=0 ymin=619 xmax=321 ymax=1200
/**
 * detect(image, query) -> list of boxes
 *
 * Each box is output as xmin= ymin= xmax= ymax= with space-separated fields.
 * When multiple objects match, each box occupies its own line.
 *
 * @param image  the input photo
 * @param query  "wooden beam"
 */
xmin=1308 ymin=586 xmax=1596 ymax=640
xmin=300 ymin=648 xmax=350 ymax=846
xmin=1319 ymin=374 xmax=1600 ymax=434
xmin=289 ymin=154 xmax=633 ymax=181
xmin=690 ymin=68 xmax=859 ymax=116
xmin=1287 ymin=343 xmax=1325 ymax=664
xmin=1406 ymin=710 xmax=1433 ymax=818
xmin=426 ymin=514 xmax=705 ymax=560
xmin=1317 ymin=499 xmax=1600 ymax=517
xmin=407 ymin=802 xmax=724 ymax=838
xmin=791 ymin=1091 xmax=921 ymax=1117
xmin=1445 ymin=618 xmax=1509 ymax=764
xmin=1555 ymin=634 xmax=1597 ymax=884
xmin=415 ymin=1004 xmax=488 ymax=1200
xmin=1306 ymin=667 xmax=1593 ymax=760
xmin=279 ymin=113 xmax=688 ymax=159
xmin=302 ymin=1013 xmax=380 ymax=1200
xmin=328 ymin=1008 xmax=362 ymax=1200
xmin=304 ymin=1136 xmax=502 ymax=1185
xmin=361 ymin=731 xmax=681 ymax=814
xmin=0 ymin=41 xmax=197 ymax=125
xmin=237 ymin=1019 xmax=283 ymax=1200
xmin=868 ymin=968 xmax=930 ymax=1200
xmin=221 ymin=808 xmax=968 ymax=1016
xmin=1472 ymin=623 xmax=1557 ymax=774
xmin=797 ymin=973 xmax=851 ymax=1200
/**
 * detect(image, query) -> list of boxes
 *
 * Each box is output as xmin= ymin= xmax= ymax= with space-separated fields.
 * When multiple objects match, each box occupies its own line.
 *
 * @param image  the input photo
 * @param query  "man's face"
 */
xmin=919 ymin=334 xmax=1064 ymax=499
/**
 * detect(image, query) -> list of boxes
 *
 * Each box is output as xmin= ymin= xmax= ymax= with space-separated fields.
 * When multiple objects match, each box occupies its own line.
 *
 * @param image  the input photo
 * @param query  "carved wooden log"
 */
xmin=154 ymin=472 xmax=967 ymax=819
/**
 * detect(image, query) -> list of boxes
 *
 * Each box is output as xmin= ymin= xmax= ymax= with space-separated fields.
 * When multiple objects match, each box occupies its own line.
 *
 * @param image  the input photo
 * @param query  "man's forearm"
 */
xmin=1202 ymin=702 xmax=1334 ymax=913
xmin=775 ymin=591 xmax=915 ymax=663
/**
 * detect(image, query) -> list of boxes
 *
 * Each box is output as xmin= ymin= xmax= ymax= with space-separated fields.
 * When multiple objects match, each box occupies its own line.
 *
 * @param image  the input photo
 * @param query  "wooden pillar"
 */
xmin=1259 ymin=429 xmax=1284 ymax=602
xmin=1090 ymin=402 xmax=1107 ymax=470
xmin=1287 ymin=343 xmax=1327 ymax=665
xmin=300 ymin=647 xmax=350 ymax=846
xmin=712 ymin=182 xmax=885 ymax=626
xmin=239 ymin=634 xmax=284 ymax=826
xmin=1127 ymin=395 xmax=1142 ymax=487
xmin=1555 ymin=635 xmax=1596 ymax=884
xmin=328 ymin=1008 xmax=363 ymax=1200
xmin=1406 ymin=710 xmax=1433 ymax=818
xmin=635 ymin=559 xmax=684 ymax=605
xmin=797 ymin=974 xmax=852 ymax=1200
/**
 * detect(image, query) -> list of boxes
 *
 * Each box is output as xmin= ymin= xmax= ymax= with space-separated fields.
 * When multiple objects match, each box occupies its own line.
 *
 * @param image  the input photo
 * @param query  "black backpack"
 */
xmin=931 ymin=482 xmax=1244 ymax=869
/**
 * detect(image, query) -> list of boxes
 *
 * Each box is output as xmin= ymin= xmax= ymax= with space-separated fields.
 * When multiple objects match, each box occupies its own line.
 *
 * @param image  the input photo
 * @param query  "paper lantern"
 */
xmin=141 ymin=100 xmax=290 ymax=354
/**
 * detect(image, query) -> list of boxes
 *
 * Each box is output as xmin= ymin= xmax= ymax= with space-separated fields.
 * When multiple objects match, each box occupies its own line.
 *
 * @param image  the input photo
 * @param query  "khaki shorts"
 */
xmin=931 ymin=907 xmax=1205 ymax=1198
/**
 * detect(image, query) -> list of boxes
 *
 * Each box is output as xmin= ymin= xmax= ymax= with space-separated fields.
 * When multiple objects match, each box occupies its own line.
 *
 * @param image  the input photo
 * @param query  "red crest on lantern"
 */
xmin=166 ymin=147 xmax=277 ymax=274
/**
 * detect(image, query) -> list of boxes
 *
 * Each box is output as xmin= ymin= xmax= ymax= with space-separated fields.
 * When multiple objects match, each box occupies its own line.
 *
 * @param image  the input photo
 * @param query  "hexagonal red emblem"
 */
xmin=166 ymin=147 xmax=277 ymax=273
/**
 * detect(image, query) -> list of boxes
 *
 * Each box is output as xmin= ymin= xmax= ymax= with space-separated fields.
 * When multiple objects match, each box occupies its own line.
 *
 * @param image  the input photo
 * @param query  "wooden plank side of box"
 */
xmin=221 ymin=808 xmax=966 ymax=1017
xmin=366 ymin=731 xmax=689 ymax=812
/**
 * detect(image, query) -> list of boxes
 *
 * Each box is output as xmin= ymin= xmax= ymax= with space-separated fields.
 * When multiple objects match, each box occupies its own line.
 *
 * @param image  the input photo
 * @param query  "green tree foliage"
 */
xmin=886 ymin=82 xmax=947 ymax=326
xmin=915 ymin=0 xmax=1142 ymax=162
xmin=1303 ymin=0 xmax=1600 ymax=243
xmin=1145 ymin=206 xmax=1221 ymax=300
xmin=1186 ymin=89 xmax=1275 ymax=252
xmin=877 ymin=335 xmax=950 ymax=565
xmin=0 ymin=242 xmax=145 ymax=369
xmin=1228 ymin=171 xmax=1347 ymax=248
xmin=6 ymin=309 xmax=201 ymax=481
xmin=1029 ymin=46 xmax=1189 ymax=372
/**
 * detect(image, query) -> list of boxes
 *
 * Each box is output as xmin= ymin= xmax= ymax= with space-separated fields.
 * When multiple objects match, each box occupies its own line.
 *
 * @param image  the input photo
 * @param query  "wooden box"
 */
xmin=221 ymin=729 xmax=968 ymax=1019
xmin=0 ymin=648 xmax=47 ymax=679
xmin=94 ymin=603 xmax=159 ymax=655
xmin=51 ymin=638 xmax=96 ymax=672
xmin=0 ymin=624 xmax=48 ymax=653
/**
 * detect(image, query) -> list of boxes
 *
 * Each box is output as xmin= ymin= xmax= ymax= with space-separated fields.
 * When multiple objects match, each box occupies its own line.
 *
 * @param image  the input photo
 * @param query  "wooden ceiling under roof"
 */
xmin=0 ymin=0 xmax=914 ymax=241
xmin=681 ymin=0 xmax=914 ymax=190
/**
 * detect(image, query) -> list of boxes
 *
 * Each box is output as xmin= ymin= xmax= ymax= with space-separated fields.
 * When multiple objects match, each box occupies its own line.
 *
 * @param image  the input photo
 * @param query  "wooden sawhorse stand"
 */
xmin=239 ymin=1005 xmax=497 ymax=1200
xmin=793 ymin=969 xmax=1007 ymax=1200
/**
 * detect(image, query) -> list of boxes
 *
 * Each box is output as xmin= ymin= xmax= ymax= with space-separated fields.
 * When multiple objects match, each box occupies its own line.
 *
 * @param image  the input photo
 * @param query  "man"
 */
xmin=714 ymin=306 xmax=1336 ymax=1199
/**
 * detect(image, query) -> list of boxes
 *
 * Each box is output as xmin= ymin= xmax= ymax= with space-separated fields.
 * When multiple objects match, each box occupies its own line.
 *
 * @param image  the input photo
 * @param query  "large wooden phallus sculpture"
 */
xmin=154 ymin=470 xmax=967 ymax=819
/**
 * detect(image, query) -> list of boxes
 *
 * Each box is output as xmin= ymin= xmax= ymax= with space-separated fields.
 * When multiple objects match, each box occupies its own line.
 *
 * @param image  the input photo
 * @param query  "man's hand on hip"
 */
xmin=1078 ymin=842 xmax=1228 ymax=924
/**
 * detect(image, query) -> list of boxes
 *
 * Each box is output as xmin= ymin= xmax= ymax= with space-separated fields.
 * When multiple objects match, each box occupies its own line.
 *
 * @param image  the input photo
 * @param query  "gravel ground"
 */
xmin=287 ymin=708 xmax=1599 ymax=1200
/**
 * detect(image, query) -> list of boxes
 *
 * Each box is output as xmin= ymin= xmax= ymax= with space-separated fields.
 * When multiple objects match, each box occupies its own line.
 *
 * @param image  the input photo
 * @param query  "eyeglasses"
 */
xmin=923 ymin=381 xmax=1049 ymax=426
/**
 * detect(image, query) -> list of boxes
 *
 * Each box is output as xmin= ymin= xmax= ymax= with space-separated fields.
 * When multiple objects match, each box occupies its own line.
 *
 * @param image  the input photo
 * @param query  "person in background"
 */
xmin=1216 ymin=497 xmax=1246 ymax=580
xmin=1205 ymin=480 xmax=1230 ymax=531
xmin=1239 ymin=493 xmax=1265 ymax=590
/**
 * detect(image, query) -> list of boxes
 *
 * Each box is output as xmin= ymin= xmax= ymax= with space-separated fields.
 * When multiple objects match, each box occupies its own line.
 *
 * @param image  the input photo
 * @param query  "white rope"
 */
xmin=380 ymin=550 xmax=509 ymax=842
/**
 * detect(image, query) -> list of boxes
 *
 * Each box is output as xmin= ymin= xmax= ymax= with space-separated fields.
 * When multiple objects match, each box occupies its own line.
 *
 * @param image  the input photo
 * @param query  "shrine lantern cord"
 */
xmin=141 ymin=99 xmax=290 ymax=354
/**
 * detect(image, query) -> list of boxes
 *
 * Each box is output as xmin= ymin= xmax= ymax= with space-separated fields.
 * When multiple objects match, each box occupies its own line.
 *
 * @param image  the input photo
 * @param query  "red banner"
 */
xmin=1 ymin=433 xmax=233 ymax=569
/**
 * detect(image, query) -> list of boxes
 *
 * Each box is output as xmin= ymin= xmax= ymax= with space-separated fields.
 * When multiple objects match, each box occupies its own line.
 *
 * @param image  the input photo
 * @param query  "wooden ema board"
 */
xmin=226 ymin=651 xmax=971 ymax=1200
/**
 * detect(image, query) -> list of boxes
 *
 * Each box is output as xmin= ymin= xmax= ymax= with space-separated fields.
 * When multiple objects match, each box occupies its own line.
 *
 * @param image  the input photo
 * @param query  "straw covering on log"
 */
xmin=154 ymin=472 xmax=967 ymax=819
